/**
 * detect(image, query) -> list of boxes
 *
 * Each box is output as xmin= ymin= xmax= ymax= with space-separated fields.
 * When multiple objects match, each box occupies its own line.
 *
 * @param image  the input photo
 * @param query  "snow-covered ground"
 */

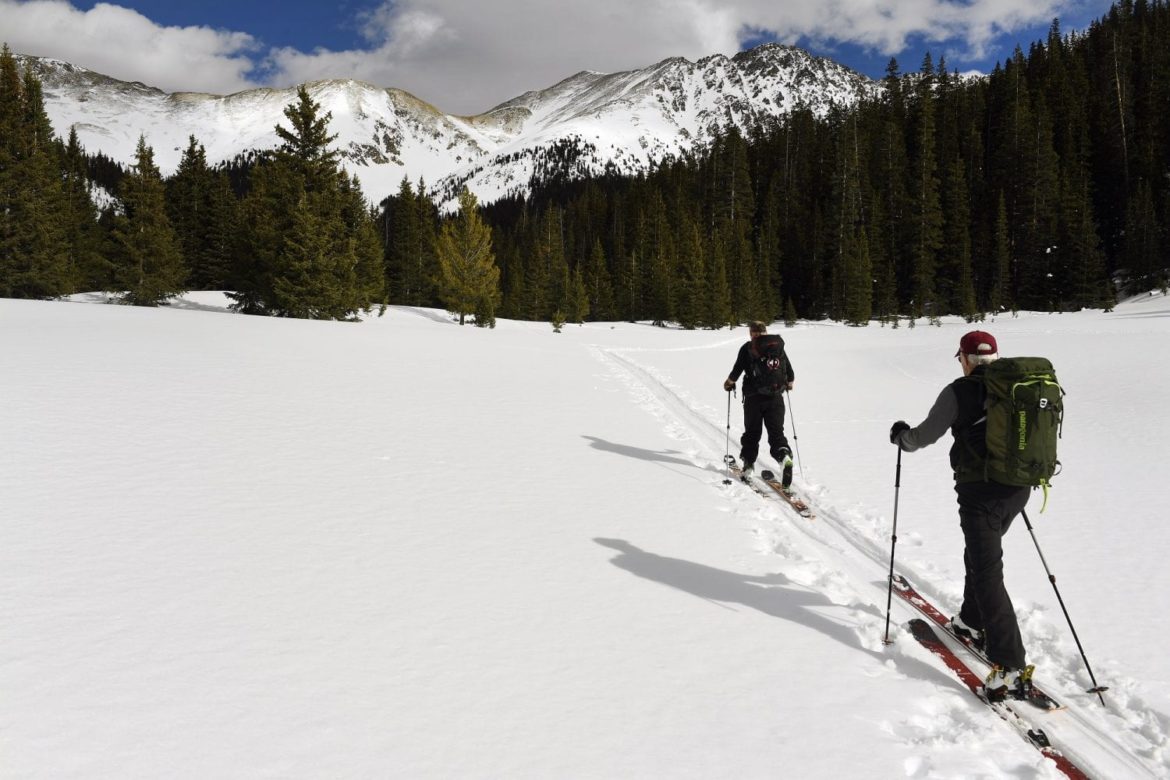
xmin=3 ymin=291 xmax=1168 ymax=778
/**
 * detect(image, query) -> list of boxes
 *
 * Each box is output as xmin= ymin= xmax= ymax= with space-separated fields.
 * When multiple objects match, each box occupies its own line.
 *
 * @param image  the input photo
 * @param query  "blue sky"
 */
xmin=3 ymin=0 xmax=1115 ymax=114
xmin=68 ymin=0 xmax=380 ymax=52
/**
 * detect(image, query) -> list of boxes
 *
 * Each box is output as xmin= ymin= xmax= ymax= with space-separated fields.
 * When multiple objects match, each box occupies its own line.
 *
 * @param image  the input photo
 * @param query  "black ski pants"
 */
xmin=739 ymin=392 xmax=790 ymax=466
xmin=954 ymin=481 xmax=1031 ymax=670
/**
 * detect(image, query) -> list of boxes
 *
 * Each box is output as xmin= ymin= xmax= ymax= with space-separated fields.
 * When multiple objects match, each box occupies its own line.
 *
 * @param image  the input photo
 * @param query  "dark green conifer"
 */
xmin=565 ymin=265 xmax=589 ymax=324
xmin=435 ymin=187 xmax=501 ymax=326
xmin=167 ymin=136 xmax=238 ymax=290
xmin=1121 ymin=180 xmax=1162 ymax=292
xmin=675 ymin=223 xmax=706 ymax=329
xmin=232 ymin=85 xmax=383 ymax=319
xmin=583 ymin=238 xmax=615 ymax=321
xmin=61 ymin=127 xmax=106 ymax=291
xmin=940 ymin=159 xmax=979 ymax=320
xmin=988 ymin=193 xmax=1014 ymax=315
xmin=908 ymin=53 xmax=943 ymax=322
xmin=112 ymin=136 xmax=187 ymax=305
xmin=0 ymin=48 xmax=72 ymax=298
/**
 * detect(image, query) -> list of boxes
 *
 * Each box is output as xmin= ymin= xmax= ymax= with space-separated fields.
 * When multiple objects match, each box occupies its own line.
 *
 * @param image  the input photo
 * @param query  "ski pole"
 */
xmin=723 ymin=389 xmax=734 ymax=484
xmin=1021 ymin=509 xmax=1108 ymax=705
xmin=785 ymin=388 xmax=804 ymax=479
xmin=882 ymin=446 xmax=903 ymax=645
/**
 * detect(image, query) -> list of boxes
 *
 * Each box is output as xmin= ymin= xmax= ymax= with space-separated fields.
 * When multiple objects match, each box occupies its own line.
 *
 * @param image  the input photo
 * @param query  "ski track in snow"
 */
xmin=594 ymin=342 xmax=1168 ymax=780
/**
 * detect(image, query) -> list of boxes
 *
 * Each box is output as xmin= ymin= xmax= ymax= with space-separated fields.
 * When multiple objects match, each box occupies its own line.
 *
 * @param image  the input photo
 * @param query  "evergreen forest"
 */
xmin=2 ymin=0 xmax=1168 ymax=326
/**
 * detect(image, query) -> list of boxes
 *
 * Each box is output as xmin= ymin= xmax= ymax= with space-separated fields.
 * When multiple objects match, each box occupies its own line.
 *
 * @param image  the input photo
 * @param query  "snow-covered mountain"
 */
xmin=19 ymin=44 xmax=875 ymax=208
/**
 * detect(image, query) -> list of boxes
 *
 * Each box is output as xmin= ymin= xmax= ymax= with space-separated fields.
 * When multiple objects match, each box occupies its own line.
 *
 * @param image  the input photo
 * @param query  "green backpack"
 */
xmin=981 ymin=357 xmax=1065 ymax=505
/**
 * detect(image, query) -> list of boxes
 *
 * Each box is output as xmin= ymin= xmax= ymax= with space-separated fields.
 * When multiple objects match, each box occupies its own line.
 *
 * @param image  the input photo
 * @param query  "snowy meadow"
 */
xmin=3 ymin=292 xmax=1169 ymax=778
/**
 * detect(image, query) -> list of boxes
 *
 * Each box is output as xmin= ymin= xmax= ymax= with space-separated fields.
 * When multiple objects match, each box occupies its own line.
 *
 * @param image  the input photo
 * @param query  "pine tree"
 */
xmin=340 ymin=172 xmax=388 ymax=311
xmin=867 ymin=190 xmax=897 ymax=324
xmin=435 ymin=187 xmax=501 ymax=326
xmin=758 ymin=177 xmax=785 ymax=315
xmin=583 ymin=237 xmax=615 ymax=321
xmin=832 ymin=110 xmax=869 ymax=324
xmin=112 ymin=136 xmax=187 ymax=305
xmin=385 ymin=177 xmax=418 ymax=303
xmin=272 ymin=193 xmax=338 ymax=318
xmin=711 ymin=129 xmax=756 ymax=320
xmin=988 ymin=193 xmax=1014 ymax=315
xmin=842 ymin=226 xmax=873 ymax=326
xmin=275 ymin=86 xmax=340 ymax=192
xmin=167 ymin=136 xmax=238 ymax=290
xmin=0 ymin=48 xmax=72 ymax=298
xmin=783 ymin=297 xmax=798 ymax=327
xmin=413 ymin=177 xmax=439 ymax=305
xmin=383 ymin=176 xmax=439 ymax=306
xmin=645 ymin=191 xmax=675 ymax=326
xmin=524 ymin=205 xmax=567 ymax=320
xmin=498 ymin=229 xmax=528 ymax=319
xmin=232 ymin=86 xmax=383 ymax=319
xmin=908 ymin=54 xmax=943 ymax=322
xmin=875 ymin=59 xmax=911 ymax=312
xmin=675 ymin=223 xmax=707 ymax=329
xmin=1060 ymin=173 xmax=1110 ymax=309
xmin=1121 ymin=179 xmax=1161 ymax=292
xmin=940 ymin=158 xmax=979 ymax=320
xmin=706 ymin=232 xmax=732 ymax=328
xmin=61 ymin=127 xmax=105 ymax=291
xmin=565 ymin=265 xmax=589 ymax=324
xmin=1021 ymin=99 xmax=1062 ymax=310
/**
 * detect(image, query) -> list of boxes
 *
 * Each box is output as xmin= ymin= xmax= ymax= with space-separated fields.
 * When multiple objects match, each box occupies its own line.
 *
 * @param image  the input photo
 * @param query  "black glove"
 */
xmin=889 ymin=421 xmax=910 ymax=444
xmin=723 ymin=378 xmax=736 ymax=392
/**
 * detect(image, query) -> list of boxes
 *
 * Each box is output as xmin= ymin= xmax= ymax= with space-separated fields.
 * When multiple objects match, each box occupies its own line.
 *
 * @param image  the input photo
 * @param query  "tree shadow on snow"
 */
xmin=594 ymin=538 xmax=951 ymax=686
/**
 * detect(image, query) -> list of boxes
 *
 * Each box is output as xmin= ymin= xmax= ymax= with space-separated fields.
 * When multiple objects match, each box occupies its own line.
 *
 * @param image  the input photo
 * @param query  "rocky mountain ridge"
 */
xmin=19 ymin=44 xmax=877 ymax=207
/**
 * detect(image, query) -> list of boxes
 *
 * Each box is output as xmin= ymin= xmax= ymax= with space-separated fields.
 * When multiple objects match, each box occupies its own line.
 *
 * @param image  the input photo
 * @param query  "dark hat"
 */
xmin=955 ymin=330 xmax=998 ymax=357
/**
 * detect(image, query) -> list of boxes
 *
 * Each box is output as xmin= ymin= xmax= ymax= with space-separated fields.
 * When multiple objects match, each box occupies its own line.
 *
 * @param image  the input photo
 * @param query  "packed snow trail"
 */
xmin=595 ymin=341 xmax=1167 ymax=779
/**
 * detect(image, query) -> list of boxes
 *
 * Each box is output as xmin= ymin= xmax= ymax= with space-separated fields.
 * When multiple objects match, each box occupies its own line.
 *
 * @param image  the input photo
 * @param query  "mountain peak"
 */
xmin=20 ymin=45 xmax=876 ymax=208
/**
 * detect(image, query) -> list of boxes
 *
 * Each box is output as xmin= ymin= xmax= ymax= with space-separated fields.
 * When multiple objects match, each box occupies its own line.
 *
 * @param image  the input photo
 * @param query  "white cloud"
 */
xmin=1 ymin=0 xmax=260 ymax=94
xmin=2 ymin=0 xmax=1093 ymax=113
xmin=262 ymin=0 xmax=1082 ymax=112
xmin=730 ymin=0 xmax=1070 ymax=59
xmin=263 ymin=0 xmax=744 ymax=113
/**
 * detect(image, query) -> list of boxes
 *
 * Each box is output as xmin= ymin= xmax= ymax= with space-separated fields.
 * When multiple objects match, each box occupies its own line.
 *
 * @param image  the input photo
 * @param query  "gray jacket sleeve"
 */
xmin=897 ymin=385 xmax=958 ymax=452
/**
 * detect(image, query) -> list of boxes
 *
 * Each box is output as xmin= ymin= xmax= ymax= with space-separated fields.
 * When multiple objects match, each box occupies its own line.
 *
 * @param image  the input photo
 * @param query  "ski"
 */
xmin=907 ymin=619 xmax=1089 ymax=780
xmin=759 ymin=469 xmax=814 ymax=519
xmin=724 ymin=457 xmax=814 ymax=518
xmin=893 ymin=574 xmax=1061 ymax=711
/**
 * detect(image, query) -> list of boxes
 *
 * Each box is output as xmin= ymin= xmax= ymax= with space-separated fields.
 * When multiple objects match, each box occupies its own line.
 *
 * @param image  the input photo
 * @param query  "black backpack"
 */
xmin=748 ymin=334 xmax=789 ymax=396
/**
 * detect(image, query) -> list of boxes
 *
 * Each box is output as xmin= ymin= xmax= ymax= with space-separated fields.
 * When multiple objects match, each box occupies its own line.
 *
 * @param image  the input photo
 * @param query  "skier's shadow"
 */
xmin=595 ymin=537 xmax=883 ymax=657
xmin=594 ymin=538 xmax=952 ymax=685
xmin=582 ymin=436 xmax=723 ymax=476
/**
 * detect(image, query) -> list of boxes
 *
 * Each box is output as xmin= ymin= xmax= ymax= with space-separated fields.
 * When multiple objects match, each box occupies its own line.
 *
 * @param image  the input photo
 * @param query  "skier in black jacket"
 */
xmin=889 ymin=330 xmax=1034 ymax=702
xmin=724 ymin=321 xmax=795 ymax=485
